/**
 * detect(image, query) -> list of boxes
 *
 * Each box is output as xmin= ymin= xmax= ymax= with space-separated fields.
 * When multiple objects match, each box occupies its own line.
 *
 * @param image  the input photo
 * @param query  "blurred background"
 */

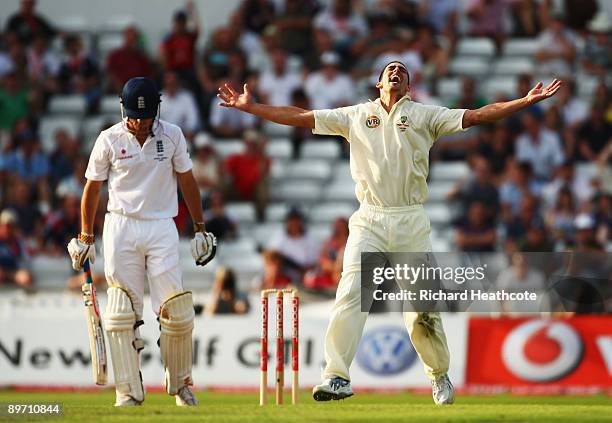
xmin=0 ymin=0 xmax=610 ymax=392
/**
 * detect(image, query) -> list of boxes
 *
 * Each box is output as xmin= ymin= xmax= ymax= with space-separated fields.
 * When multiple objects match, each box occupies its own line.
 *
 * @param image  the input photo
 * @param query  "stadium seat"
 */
xmin=450 ymin=57 xmax=490 ymax=77
xmin=456 ymin=38 xmax=496 ymax=58
xmin=56 ymin=16 xmax=90 ymax=33
xmin=323 ymin=180 xmax=356 ymax=201
xmin=265 ymin=203 xmax=295 ymax=222
xmin=262 ymin=120 xmax=292 ymax=137
xmin=302 ymin=139 xmax=341 ymax=160
xmin=424 ymin=204 xmax=452 ymax=225
xmin=226 ymin=202 xmax=257 ymax=225
xmin=30 ymin=256 xmax=73 ymax=288
xmin=214 ymin=140 xmax=243 ymax=158
xmin=81 ymin=116 xmax=108 ymax=151
xmin=427 ymin=181 xmax=455 ymax=202
xmin=492 ymin=58 xmax=534 ymax=76
xmin=48 ymin=95 xmax=86 ymax=115
xmin=430 ymin=162 xmax=469 ymax=181
xmin=39 ymin=116 xmax=80 ymax=152
xmin=97 ymin=33 xmax=124 ymax=61
xmin=483 ymin=77 xmax=518 ymax=100
xmin=100 ymin=95 xmax=120 ymax=114
xmin=267 ymin=138 xmax=292 ymax=160
xmin=273 ymin=181 xmax=322 ymax=203
xmin=577 ymin=76 xmax=599 ymax=98
xmin=217 ymin=237 xmax=257 ymax=258
xmin=309 ymin=202 xmax=355 ymax=223
xmin=437 ymin=78 xmax=462 ymax=101
xmin=227 ymin=252 xmax=263 ymax=274
xmin=503 ymin=38 xmax=540 ymax=56
xmin=283 ymin=159 xmax=332 ymax=181
xmin=251 ymin=222 xmax=284 ymax=246
xmin=308 ymin=224 xmax=332 ymax=245
xmin=332 ymin=162 xmax=352 ymax=182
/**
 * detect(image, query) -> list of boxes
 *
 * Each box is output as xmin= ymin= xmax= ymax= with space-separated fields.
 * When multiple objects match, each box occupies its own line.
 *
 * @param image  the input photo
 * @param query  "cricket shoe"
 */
xmin=431 ymin=374 xmax=455 ymax=405
xmin=312 ymin=377 xmax=353 ymax=401
xmin=114 ymin=394 xmax=143 ymax=407
xmin=175 ymin=386 xmax=199 ymax=406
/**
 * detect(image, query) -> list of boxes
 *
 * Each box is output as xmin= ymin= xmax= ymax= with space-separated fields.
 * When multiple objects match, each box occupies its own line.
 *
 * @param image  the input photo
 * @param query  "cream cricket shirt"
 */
xmin=313 ymin=96 xmax=466 ymax=206
xmin=85 ymin=119 xmax=193 ymax=219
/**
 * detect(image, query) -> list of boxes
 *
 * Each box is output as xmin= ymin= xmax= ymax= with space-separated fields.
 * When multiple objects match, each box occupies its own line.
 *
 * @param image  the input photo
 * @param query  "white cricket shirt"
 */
xmin=313 ymin=96 xmax=466 ymax=206
xmin=85 ymin=119 xmax=193 ymax=219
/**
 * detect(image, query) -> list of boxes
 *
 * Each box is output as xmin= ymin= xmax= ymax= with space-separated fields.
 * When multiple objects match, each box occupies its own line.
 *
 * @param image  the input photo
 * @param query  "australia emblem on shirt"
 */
xmin=396 ymin=116 xmax=409 ymax=132
xmin=365 ymin=115 xmax=380 ymax=129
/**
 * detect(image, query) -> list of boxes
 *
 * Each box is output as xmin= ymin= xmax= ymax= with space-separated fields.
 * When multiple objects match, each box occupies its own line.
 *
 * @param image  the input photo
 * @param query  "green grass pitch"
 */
xmin=0 ymin=390 xmax=610 ymax=423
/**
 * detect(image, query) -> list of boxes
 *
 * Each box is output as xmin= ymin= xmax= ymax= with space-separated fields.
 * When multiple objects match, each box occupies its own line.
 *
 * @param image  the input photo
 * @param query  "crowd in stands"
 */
xmin=0 ymin=0 xmax=610 ymax=303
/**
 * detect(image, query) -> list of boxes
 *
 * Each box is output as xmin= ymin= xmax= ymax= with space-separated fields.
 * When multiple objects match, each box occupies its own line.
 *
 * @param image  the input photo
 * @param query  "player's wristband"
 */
xmin=193 ymin=222 xmax=206 ymax=233
xmin=78 ymin=232 xmax=95 ymax=245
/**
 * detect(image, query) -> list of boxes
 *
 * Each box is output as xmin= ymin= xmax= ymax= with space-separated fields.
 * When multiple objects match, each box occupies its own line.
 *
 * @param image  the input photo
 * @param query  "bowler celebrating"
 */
xmin=217 ymin=62 xmax=561 ymax=404
xmin=68 ymin=77 xmax=216 ymax=406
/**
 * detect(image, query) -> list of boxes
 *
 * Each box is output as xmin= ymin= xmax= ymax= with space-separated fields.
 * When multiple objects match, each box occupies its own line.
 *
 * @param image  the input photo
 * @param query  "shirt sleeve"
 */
xmin=312 ymin=106 xmax=356 ymax=139
xmin=85 ymin=133 xmax=110 ymax=181
xmin=172 ymin=128 xmax=193 ymax=173
xmin=427 ymin=105 xmax=467 ymax=141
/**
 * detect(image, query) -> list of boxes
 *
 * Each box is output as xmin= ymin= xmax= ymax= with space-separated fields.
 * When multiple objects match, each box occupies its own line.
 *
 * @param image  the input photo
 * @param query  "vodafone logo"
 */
xmin=502 ymin=320 xmax=583 ymax=382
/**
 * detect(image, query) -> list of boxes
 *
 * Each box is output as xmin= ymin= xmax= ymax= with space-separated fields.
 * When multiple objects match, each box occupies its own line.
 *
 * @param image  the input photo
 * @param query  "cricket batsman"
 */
xmin=67 ymin=77 xmax=217 ymax=406
xmin=218 ymin=62 xmax=561 ymax=404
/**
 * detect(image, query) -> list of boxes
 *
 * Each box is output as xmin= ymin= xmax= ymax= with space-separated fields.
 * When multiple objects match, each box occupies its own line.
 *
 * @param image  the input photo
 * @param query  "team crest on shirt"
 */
xmin=154 ymin=140 xmax=168 ymax=162
xmin=396 ymin=116 xmax=409 ymax=132
xmin=365 ymin=115 xmax=381 ymax=129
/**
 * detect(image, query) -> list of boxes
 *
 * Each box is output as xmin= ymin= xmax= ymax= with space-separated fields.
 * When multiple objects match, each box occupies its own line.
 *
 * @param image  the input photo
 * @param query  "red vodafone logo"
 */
xmin=502 ymin=320 xmax=583 ymax=382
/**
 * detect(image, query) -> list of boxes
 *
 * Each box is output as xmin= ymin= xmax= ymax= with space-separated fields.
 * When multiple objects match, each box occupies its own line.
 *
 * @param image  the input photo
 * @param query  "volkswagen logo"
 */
xmin=356 ymin=326 xmax=417 ymax=375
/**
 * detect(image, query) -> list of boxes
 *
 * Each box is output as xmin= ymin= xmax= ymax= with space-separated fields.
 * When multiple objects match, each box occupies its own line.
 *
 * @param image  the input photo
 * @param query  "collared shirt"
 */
xmin=161 ymin=89 xmax=200 ymax=134
xmin=313 ymin=96 xmax=466 ymax=206
xmin=85 ymin=119 xmax=193 ymax=219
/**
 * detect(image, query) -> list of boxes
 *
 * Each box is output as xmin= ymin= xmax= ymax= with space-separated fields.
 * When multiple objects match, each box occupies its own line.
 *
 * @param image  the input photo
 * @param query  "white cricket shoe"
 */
xmin=114 ymin=394 xmax=143 ymax=407
xmin=175 ymin=386 xmax=199 ymax=406
xmin=312 ymin=377 xmax=353 ymax=401
xmin=431 ymin=374 xmax=455 ymax=405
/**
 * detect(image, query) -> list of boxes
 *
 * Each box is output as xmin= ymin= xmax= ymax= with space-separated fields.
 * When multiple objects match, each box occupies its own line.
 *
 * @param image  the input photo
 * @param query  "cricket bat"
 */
xmin=82 ymin=259 xmax=108 ymax=385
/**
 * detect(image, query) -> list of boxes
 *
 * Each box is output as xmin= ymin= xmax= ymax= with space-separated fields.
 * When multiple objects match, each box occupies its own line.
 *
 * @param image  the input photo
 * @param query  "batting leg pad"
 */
xmin=105 ymin=287 xmax=145 ymax=403
xmin=159 ymin=291 xmax=195 ymax=395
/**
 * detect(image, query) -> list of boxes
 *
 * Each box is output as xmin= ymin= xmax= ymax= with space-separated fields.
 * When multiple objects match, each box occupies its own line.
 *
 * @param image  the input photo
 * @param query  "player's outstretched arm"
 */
xmin=217 ymin=83 xmax=315 ymax=129
xmin=462 ymin=79 xmax=563 ymax=128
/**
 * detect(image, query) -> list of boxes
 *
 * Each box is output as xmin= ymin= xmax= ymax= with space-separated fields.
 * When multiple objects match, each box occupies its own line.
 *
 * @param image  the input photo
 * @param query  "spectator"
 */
xmin=289 ymin=89 xmax=312 ymax=159
xmin=5 ymin=0 xmax=55 ymax=45
xmin=598 ymin=142 xmax=612 ymax=195
xmin=224 ymin=130 xmax=270 ymax=220
xmin=449 ymin=155 xmax=499 ymax=221
xmin=258 ymin=49 xmax=302 ymax=107
xmin=206 ymin=267 xmax=249 ymax=315
xmin=304 ymin=217 xmax=348 ymax=291
xmin=499 ymin=160 xmax=541 ymax=219
xmin=304 ymin=51 xmax=355 ymax=110
xmin=48 ymin=128 xmax=79 ymax=187
xmin=200 ymin=27 xmax=240 ymax=84
xmin=0 ymin=71 xmax=30 ymax=130
xmin=573 ymin=213 xmax=604 ymax=251
xmin=350 ymin=14 xmax=397 ymax=76
xmin=412 ymin=25 xmax=450 ymax=81
xmin=275 ymin=0 xmax=320 ymax=55
xmin=418 ymin=0 xmax=459 ymax=37
xmin=238 ymin=0 xmax=276 ymax=35
xmin=268 ymin=207 xmax=320 ymax=277
xmin=57 ymin=35 xmax=100 ymax=112
xmin=3 ymin=178 xmax=41 ymax=238
xmin=191 ymin=132 xmax=222 ymax=199
xmin=593 ymin=194 xmax=611 ymax=246
xmin=465 ymin=0 xmax=509 ymax=51
xmin=203 ymin=191 xmax=238 ymax=241
xmin=496 ymin=253 xmax=545 ymax=312
xmin=0 ymin=209 xmax=33 ymax=289
xmin=507 ymin=74 xmax=543 ymax=135
xmin=545 ymin=186 xmax=576 ymax=244
xmin=577 ymin=105 xmax=612 ymax=161
xmin=554 ymin=79 xmax=588 ymax=129
xmin=56 ymin=155 xmax=87 ymax=199
xmin=541 ymin=161 xmax=593 ymax=209
xmin=581 ymin=12 xmax=612 ymax=77
xmin=160 ymin=1 xmax=201 ymax=87
xmin=209 ymin=80 xmax=258 ymax=138
xmin=475 ymin=122 xmax=514 ymax=177
xmin=255 ymin=249 xmax=292 ymax=289
xmin=161 ymin=71 xmax=200 ymax=139
xmin=106 ymin=26 xmax=155 ymax=92
xmin=42 ymin=193 xmax=80 ymax=253
xmin=505 ymin=194 xmax=543 ymax=246
xmin=516 ymin=111 xmax=564 ymax=181
xmin=26 ymin=33 xmax=60 ymax=91
xmin=535 ymin=13 xmax=576 ymax=77
xmin=1 ymin=129 xmax=49 ymax=184
xmin=518 ymin=221 xmax=554 ymax=251
xmin=453 ymin=77 xmax=487 ymax=109
xmin=455 ymin=201 xmax=497 ymax=252
xmin=313 ymin=0 xmax=368 ymax=53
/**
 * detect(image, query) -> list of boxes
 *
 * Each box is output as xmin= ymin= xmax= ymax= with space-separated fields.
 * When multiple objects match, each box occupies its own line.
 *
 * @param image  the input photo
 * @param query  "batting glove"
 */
xmin=191 ymin=232 xmax=217 ymax=266
xmin=67 ymin=236 xmax=96 ymax=271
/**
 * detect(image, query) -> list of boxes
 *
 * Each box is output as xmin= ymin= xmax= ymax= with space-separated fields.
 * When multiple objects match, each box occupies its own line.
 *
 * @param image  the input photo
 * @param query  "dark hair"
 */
xmin=378 ymin=61 xmax=410 ymax=85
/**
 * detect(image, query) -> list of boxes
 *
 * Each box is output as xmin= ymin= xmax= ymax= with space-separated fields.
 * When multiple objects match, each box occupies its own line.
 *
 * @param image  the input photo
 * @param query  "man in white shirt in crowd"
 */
xmin=305 ymin=51 xmax=355 ymax=110
xmin=217 ymin=61 xmax=561 ymax=405
xmin=258 ymin=48 xmax=303 ymax=107
xmin=160 ymin=71 xmax=200 ymax=140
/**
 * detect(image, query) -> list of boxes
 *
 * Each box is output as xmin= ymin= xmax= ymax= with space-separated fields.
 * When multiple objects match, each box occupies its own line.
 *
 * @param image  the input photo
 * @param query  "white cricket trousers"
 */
xmin=323 ymin=203 xmax=450 ymax=381
xmin=103 ymin=212 xmax=184 ymax=319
